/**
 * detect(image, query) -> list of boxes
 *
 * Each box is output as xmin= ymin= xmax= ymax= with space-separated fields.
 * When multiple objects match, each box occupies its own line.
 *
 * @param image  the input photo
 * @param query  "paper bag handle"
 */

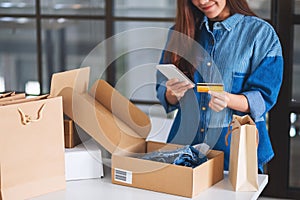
xmin=225 ymin=120 xmax=238 ymax=146
xmin=0 ymin=91 xmax=15 ymax=98
xmin=225 ymin=119 xmax=259 ymax=147
xmin=17 ymin=104 xmax=45 ymax=125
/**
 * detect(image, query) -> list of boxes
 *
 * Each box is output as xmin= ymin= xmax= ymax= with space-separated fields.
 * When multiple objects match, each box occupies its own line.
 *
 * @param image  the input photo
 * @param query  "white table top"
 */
xmin=30 ymin=169 xmax=268 ymax=200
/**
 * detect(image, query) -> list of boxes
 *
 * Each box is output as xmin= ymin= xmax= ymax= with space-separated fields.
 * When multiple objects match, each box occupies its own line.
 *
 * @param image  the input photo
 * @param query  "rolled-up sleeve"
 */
xmin=242 ymin=53 xmax=283 ymax=120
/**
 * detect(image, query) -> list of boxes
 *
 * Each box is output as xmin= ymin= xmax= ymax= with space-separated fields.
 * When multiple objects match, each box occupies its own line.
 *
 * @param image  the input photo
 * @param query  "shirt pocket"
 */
xmin=230 ymin=72 xmax=248 ymax=94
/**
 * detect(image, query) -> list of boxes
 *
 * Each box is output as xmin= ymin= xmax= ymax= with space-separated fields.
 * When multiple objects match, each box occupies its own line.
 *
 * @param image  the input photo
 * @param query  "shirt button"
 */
xmin=202 ymin=107 xmax=206 ymax=111
xmin=207 ymin=62 xmax=212 ymax=67
xmin=200 ymin=128 xmax=205 ymax=133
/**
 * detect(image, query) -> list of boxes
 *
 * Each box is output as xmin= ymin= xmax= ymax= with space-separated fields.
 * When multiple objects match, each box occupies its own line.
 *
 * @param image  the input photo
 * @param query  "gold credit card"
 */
xmin=196 ymin=83 xmax=224 ymax=93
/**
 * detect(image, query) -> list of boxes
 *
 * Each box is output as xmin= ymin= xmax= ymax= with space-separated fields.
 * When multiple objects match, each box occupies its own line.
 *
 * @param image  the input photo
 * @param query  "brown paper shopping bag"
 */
xmin=225 ymin=114 xmax=259 ymax=191
xmin=0 ymin=96 xmax=66 ymax=200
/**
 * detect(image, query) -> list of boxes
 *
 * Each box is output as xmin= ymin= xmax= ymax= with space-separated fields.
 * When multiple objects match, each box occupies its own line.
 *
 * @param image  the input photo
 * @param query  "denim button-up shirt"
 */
xmin=156 ymin=14 xmax=284 ymax=172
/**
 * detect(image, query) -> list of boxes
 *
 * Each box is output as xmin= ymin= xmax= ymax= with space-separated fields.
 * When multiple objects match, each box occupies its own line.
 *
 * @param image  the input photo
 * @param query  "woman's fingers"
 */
xmin=209 ymin=100 xmax=225 ymax=112
xmin=166 ymin=78 xmax=194 ymax=99
xmin=208 ymin=91 xmax=230 ymax=112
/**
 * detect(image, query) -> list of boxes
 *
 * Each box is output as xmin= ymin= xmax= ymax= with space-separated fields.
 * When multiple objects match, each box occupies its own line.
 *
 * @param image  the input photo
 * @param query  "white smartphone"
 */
xmin=156 ymin=64 xmax=195 ymax=87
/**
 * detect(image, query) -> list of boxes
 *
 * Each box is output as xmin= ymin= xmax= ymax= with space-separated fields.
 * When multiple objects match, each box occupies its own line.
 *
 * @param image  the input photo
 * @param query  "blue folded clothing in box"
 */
xmin=140 ymin=145 xmax=208 ymax=168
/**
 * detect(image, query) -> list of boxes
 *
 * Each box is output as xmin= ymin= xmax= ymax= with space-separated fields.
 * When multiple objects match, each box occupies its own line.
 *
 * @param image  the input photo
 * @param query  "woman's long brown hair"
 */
xmin=163 ymin=0 xmax=257 ymax=80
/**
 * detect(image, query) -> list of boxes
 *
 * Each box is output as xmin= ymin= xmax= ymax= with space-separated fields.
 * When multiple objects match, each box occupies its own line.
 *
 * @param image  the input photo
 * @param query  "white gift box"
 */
xmin=65 ymin=140 xmax=104 ymax=181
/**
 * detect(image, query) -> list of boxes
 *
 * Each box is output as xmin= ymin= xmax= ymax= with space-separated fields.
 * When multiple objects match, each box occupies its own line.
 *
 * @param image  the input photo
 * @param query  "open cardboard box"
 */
xmin=50 ymin=67 xmax=224 ymax=198
xmin=112 ymin=141 xmax=224 ymax=197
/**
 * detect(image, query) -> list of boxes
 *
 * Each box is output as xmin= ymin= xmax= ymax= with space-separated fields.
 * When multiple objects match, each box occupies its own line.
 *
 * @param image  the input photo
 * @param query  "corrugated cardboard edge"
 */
xmin=146 ymin=141 xmax=183 ymax=152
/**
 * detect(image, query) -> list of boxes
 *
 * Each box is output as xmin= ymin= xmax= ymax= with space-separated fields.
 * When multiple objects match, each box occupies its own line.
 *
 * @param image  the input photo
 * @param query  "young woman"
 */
xmin=156 ymin=0 xmax=284 ymax=172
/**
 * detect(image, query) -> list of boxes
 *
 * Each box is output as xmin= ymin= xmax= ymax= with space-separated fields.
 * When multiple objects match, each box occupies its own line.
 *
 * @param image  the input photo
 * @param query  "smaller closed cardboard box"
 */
xmin=64 ymin=119 xmax=81 ymax=148
xmin=50 ymin=67 xmax=224 ymax=198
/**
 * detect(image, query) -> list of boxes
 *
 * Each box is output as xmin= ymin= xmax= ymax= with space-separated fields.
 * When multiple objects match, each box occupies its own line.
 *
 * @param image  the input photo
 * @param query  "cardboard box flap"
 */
xmin=89 ymin=80 xmax=151 ymax=139
xmin=49 ymin=67 xmax=150 ymax=153
xmin=50 ymin=67 xmax=90 ymax=98
xmin=54 ymin=87 xmax=74 ymax=118
xmin=49 ymin=67 xmax=89 ymax=119
xmin=70 ymin=92 xmax=145 ymax=154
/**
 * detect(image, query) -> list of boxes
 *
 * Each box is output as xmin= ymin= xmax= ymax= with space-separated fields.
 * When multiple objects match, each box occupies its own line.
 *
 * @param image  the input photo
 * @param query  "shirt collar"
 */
xmin=199 ymin=13 xmax=244 ymax=31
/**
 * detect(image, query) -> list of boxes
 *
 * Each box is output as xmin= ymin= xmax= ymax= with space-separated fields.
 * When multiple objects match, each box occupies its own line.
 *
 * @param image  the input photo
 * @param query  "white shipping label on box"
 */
xmin=114 ymin=168 xmax=132 ymax=184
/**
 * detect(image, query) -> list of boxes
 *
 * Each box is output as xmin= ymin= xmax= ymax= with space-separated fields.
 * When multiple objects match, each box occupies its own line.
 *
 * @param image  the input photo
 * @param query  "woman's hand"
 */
xmin=208 ymin=91 xmax=230 ymax=112
xmin=165 ymin=78 xmax=194 ymax=105
xmin=208 ymin=91 xmax=250 ymax=113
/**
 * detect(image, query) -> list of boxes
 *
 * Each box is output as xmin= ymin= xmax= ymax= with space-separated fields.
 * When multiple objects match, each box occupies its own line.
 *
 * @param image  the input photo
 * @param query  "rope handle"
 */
xmin=17 ymin=104 xmax=45 ymax=125
xmin=225 ymin=118 xmax=259 ymax=147
xmin=225 ymin=120 xmax=236 ymax=146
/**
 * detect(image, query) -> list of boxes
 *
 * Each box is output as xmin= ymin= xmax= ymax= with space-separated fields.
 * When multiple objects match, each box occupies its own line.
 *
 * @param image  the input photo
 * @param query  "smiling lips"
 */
xmin=201 ymin=4 xmax=215 ymax=11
